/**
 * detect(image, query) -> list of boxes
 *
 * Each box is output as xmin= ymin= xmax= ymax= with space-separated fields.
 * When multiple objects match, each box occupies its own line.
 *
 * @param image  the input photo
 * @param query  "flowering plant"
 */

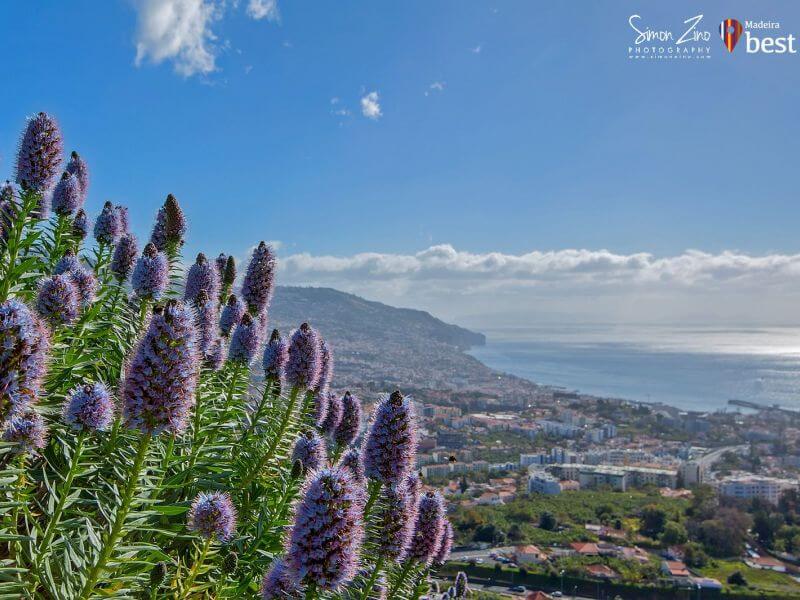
xmin=0 ymin=112 xmax=455 ymax=599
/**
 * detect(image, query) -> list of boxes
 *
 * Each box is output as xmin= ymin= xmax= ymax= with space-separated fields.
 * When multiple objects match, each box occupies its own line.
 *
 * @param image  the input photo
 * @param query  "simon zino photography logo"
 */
xmin=628 ymin=14 xmax=712 ymax=60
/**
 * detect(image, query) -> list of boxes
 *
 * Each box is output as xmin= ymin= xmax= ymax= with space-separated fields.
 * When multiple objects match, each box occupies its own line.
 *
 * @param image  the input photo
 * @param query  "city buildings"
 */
xmin=718 ymin=475 xmax=798 ymax=505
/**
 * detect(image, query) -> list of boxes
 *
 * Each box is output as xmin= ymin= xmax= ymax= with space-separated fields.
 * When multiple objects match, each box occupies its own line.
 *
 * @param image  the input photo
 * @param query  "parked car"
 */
xmin=510 ymin=585 xmax=527 ymax=592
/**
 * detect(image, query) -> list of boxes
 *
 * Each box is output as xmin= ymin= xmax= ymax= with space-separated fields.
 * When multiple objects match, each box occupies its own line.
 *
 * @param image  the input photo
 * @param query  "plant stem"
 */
xmin=0 ymin=190 xmax=38 ymax=302
xmin=237 ymin=379 xmax=275 ymax=453
xmin=240 ymin=386 xmax=300 ymax=490
xmin=305 ymin=582 xmax=318 ymax=600
xmin=38 ymin=432 xmax=86 ymax=553
xmin=386 ymin=560 xmax=415 ymax=599
xmin=359 ymin=556 xmax=384 ymax=600
xmin=363 ymin=480 xmax=382 ymax=522
xmin=179 ymin=537 xmax=212 ymax=599
xmin=77 ymin=433 xmax=151 ymax=600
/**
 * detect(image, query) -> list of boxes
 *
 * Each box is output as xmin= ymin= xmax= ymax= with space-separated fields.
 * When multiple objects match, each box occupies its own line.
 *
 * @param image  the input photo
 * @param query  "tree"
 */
xmin=660 ymin=521 xmax=688 ymax=546
xmin=687 ymin=485 xmax=718 ymax=521
xmin=727 ymin=571 xmax=747 ymax=586
xmin=696 ymin=508 xmax=751 ymax=557
xmin=459 ymin=476 xmax=469 ymax=494
xmin=474 ymin=523 xmax=502 ymax=543
xmin=640 ymin=505 xmax=668 ymax=538
xmin=507 ymin=523 xmax=524 ymax=542
xmin=683 ymin=542 xmax=709 ymax=568
xmin=753 ymin=511 xmax=784 ymax=547
xmin=539 ymin=511 xmax=557 ymax=531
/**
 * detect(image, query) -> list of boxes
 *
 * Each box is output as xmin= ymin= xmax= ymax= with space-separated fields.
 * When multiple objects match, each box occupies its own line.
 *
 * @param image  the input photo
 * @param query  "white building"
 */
xmin=528 ymin=470 xmax=563 ymax=495
xmin=718 ymin=476 xmax=797 ymax=505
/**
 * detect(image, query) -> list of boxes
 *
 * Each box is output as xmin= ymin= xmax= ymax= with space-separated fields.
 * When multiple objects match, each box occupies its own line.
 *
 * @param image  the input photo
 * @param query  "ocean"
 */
xmin=467 ymin=325 xmax=800 ymax=413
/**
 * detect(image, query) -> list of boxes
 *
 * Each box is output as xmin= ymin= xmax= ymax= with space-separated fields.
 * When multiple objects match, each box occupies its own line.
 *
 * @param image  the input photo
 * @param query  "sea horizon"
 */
xmin=467 ymin=323 xmax=800 ymax=413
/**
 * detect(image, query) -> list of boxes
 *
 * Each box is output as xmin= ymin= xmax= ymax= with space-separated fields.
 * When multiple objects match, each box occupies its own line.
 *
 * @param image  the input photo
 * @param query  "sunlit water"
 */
xmin=467 ymin=325 xmax=800 ymax=412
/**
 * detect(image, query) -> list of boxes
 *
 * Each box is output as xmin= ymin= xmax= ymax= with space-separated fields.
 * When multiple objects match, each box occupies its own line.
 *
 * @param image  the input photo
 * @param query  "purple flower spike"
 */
xmin=54 ymin=251 xmax=81 ymax=275
xmin=36 ymin=274 xmax=79 ymax=326
xmin=53 ymin=252 xmax=96 ymax=307
xmin=291 ymin=430 xmax=327 ymax=473
xmin=188 ymin=491 xmax=237 ymax=543
xmin=433 ymin=519 xmax=454 ymax=566
xmin=363 ymin=390 xmax=418 ymax=486
xmin=193 ymin=290 xmax=219 ymax=357
xmin=111 ymin=233 xmax=139 ymax=282
xmin=334 ymin=391 xmax=361 ymax=447
xmin=149 ymin=207 xmax=167 ymax=251
xmin=205 ymin=337 xmax=225 ymax=371
xmin=115 ymin=205 xmax=130 ymax=235
xmin=262 ymin=329 xmax=288 ymax=380
xmin=215 ymin=253 xmax=227 ymax=277
xmin=405 ymin=472 xmax=422 ymax=504
xmin=286 ymin=467 xmax=363 ymax=590
xmin=311 ymin=391 xmax=330 ymax=428
xmin=52 ymin=172 xmax=83 ymax=217
xmin=72 ymin=209 xmax=88 ymax=240
xmin=228 ymin=313 xmax=260 ymax=365
xmin=3 ymin=410 xmax=47 ymax=454
xmin=338 ymin=446 xmax=364 ymax=484
xmin=163 ymin=194 xmax=186 ymax=246
xmin=185 ymin=253 xmax=220 ymax=305
xmin=63 ymin=382 xmax=115 ymax=432
xmin=407 ymin=491 xmax=446 ymax=566
xmin=15 ymin=112 xmax=63 ymax=193
xmin=93 ymin=201 xmax=121 ymax=245
xmin=132 ymin=243 xmax=169 ymax=300
xmin=219 ymin=295 xmax=245 ymax=337
xmin=321 ymin=392 xmax=343 ymax=436
xmin=285 ymin=323 xmax=321 ymax=390
xmin=65 ymin=151 xmax=89 ymax=200
xmin=122 ymin=300 xmax=199 ymax=435
xmin=241 ymin=241 xmax=276 ymax=315
xmin=315 ymin=339 xmax=333 ymax=394
xmin=71 ymin=267 xmax=97 ymax=307
xmin=375 ymin=485 xmax=416 ymax=561
xmin=260 ymin=559 xmax=300 ymax=600
xmin=454 ymin=572 xmax=468 ymax=598
xmin=1 ymin=299 xmax=49 ymax=419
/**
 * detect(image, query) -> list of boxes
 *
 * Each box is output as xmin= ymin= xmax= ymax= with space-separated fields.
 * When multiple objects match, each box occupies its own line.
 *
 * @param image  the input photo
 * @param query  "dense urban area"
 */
xmin=272 ymin=287 xmax=800 ymax=599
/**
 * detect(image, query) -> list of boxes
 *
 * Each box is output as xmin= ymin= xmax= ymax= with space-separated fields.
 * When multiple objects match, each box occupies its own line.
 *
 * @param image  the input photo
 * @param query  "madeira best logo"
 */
xmin=719 ymin=18 xmax=797 ymax=54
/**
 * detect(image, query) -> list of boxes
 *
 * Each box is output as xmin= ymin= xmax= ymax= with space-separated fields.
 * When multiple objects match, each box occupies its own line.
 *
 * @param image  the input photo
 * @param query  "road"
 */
xmin=696 ymin=444 xmax=748 ymax=470
xmin=433 ymin=577 xmax=595 ymax=599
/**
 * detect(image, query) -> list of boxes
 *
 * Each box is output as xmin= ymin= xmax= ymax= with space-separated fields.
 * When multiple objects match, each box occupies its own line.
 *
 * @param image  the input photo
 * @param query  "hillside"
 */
xmin=269 ymin=286 xmax=539 ymax=406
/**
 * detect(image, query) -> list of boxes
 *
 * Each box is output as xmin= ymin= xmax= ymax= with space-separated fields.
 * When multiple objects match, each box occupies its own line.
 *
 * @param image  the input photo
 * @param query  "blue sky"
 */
xmin=2 ymin=1 xmax=800 ymax=325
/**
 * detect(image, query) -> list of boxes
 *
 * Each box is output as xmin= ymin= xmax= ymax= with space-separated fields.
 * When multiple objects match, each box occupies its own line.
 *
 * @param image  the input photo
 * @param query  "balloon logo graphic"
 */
xmin=719 ymin=18 xmax=744 ymax=52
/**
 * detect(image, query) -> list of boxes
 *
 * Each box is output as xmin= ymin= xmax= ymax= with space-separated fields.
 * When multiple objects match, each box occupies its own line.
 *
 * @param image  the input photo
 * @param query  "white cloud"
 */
xmin=133 ymin=0 xmax=220 ymax=77
xmin=472 ymin=44 xmax=482 ymax=54
xmin=246 ymin=0 xmax=280 ymax=21
xmin=276 ymin=245 xmax=800 ymax=325
xmin=360 ymin=91 xmax=382 ymax=120
xmin=425 ymin=81 xmax=445 ymax=96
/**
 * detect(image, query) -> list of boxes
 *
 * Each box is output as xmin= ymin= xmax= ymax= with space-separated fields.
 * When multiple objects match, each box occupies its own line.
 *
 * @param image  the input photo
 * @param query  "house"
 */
xmin=661 ymin=560 xmax=691 ymax=581
xmin=514 ymin=545 xmax=548 ymax=565
xmin=585 ymin=564 xmax=619 ymax=580
xmin=596 ymin=542 xmax=618 ymax=557
xmin=570 ymin=542 xmax=599 ymax=556
xmin=745 ymin=556 xmax=787 ymax=572
xmin=475 ymin=492 xmax=503 ymax=506
xmin=620 ymin=546 xmax=651 ymax=564
xmin=690 ymin=577 xmax=723 ymax=590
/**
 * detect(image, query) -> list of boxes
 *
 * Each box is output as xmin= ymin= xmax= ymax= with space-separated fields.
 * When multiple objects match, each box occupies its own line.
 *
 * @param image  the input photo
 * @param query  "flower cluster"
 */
xmin=285 ymin=323 xmax=321 ymax=390
xmin=185 ymin=253 xmax=219 ymax=305
xmin=36 ymin=274 xmax=79 ymax=326
xmin=52 ymin=172 xmax=83 ymax=217
xmin=188 ymin=491 xmax=237 ymax=543
xmin=291 ymin=430 xmax=327 ymax=473
xmin=93 ymin=201 xmax=121 ymax=245
xmin=3 ymin=410 xmax=47 ymax=454
xmin=63 ymin=382 xmax=115 ymax=432
xmin=219 ymin=294 xmax=245 ymax=337
xmin=262 ymin=328 xmax=288 ymax=380
xmin=285 ymin=467 xmax=363 ymax=590
xmin=132 ymin=243 xmax=168 ymax=300
xmin=241 ymin=241 xmax=276 ymax=315
xmin=1 ymin=299 xmax=49 ymax=418
xmin=334 ymin=391 xmax=361 ymax=447
xmin=15 ymin=112 xmax=63 ymax=193
xmin=121 ymin=300 xmax=199 ymax=434
xmin=363 ymin=390 xmax=418 ymax=486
